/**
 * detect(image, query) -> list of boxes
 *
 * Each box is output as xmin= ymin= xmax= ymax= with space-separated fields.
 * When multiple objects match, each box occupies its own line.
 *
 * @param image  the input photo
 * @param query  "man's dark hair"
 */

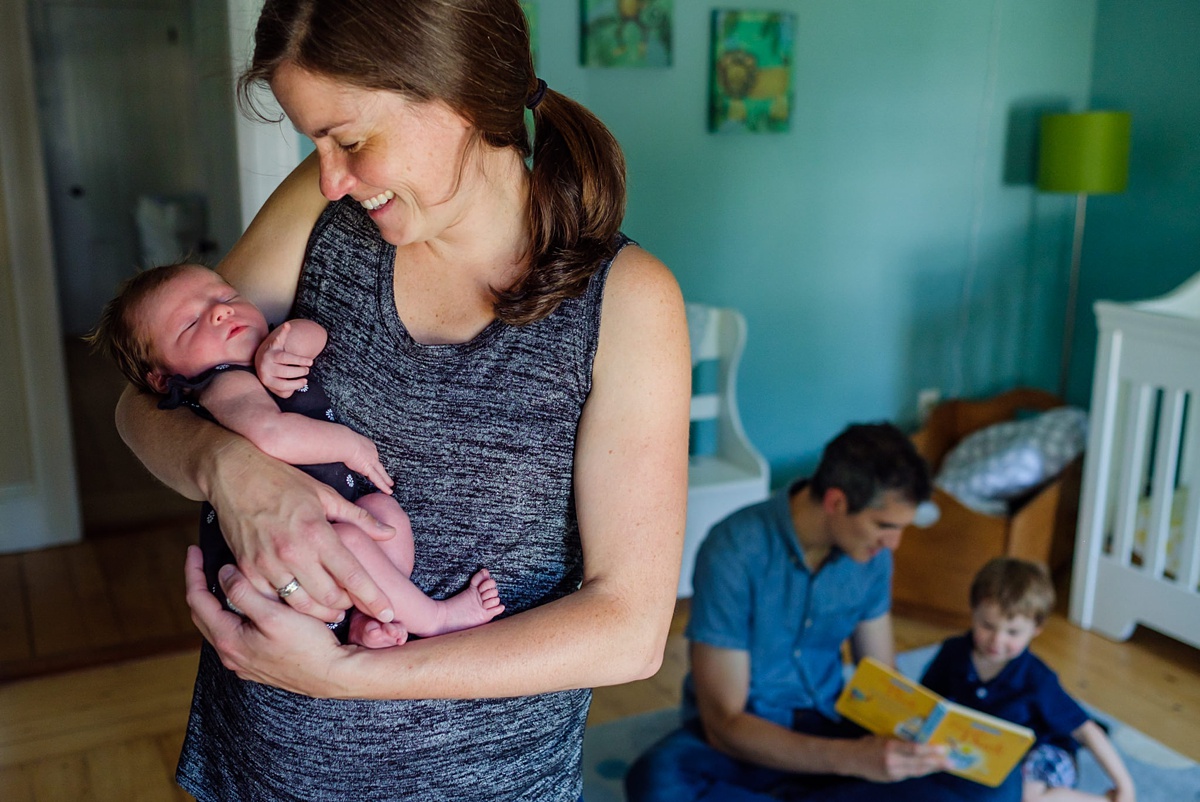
xmin=809 ymin=422 xmax=931 ymax=513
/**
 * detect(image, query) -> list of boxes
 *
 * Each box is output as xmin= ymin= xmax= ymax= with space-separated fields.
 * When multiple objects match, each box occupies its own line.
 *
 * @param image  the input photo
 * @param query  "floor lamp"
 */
xmin=1037 ymin=110 xmax=1131 ymax=399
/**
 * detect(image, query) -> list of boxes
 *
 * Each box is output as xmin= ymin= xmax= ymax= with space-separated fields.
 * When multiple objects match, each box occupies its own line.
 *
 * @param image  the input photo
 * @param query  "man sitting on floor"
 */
xmin=625 ymin=422 xmax=1022 ymax=801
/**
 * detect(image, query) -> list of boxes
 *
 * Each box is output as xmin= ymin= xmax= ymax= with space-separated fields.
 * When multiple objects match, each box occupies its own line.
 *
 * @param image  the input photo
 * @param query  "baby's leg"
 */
xmin=338 ymin=493 xmax=504 ymax=648
xmin=355 ymin=492 xmax=415 ymax=575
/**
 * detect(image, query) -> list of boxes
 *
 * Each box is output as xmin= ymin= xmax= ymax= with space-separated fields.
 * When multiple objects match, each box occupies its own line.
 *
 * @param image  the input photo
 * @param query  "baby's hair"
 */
xmin=969 ymin=557 xmax=1056 ymax=625
xmin=84 ymin=262 xmax=202 ymax=394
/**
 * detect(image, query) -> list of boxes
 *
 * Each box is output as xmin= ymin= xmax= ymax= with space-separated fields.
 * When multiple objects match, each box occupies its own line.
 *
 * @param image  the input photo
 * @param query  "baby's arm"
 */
xmin=201 ymin=370 xmax=393 ymax=492
xmin=256 ymin=319 xmax=327 ymax=398
xmin=1074 ymin=720 xmax=1135 ymax=802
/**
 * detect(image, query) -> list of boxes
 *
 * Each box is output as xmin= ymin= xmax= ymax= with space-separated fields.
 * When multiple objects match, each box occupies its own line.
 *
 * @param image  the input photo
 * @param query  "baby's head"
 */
xmin=968 ymin=557 xmax=1055 ymax=663
xmin=87 ymin=263 xmax=268 ymax=394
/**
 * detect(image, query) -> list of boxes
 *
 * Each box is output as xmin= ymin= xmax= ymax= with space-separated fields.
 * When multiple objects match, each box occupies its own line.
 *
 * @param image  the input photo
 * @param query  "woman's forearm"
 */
xmin=316 ymin=572 xmax=674 ymax=700
xmin=114 ymin=383 xmax=243 ymax=500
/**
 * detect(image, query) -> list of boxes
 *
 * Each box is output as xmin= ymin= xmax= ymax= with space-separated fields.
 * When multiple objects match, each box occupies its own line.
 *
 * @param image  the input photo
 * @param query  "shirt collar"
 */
xmin=774 ymin=479 xmax=846 ymax=574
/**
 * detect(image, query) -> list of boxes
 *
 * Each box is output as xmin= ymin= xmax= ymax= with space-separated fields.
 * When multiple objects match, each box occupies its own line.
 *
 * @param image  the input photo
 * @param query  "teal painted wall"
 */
xmin=534 ymin=1 xmax=1096 ymax=481
xmin=1065 ymin=0 xmax=1200 ymax=404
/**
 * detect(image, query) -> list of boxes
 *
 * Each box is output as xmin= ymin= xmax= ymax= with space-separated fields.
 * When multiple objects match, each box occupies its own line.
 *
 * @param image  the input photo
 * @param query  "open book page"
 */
xmin=835 ymin=657 xmax=1034 ymax=787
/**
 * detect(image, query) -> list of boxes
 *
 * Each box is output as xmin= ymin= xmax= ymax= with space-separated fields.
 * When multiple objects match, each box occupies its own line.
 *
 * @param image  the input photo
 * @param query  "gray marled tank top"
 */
xmin=176 ymin=198 xmax=626 ymax=801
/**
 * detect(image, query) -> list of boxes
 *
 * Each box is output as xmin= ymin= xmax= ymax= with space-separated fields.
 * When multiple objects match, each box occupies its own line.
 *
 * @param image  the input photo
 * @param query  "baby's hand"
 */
xmin=1107 ymin=787 xmax=1136 ymax=802
xmin=346 ymin=431 xmax=394 ymax=493
xmin=256 ymin=322 xmax=314 ymax=398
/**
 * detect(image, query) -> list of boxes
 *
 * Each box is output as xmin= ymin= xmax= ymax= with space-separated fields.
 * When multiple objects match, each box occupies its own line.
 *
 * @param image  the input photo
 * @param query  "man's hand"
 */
xmin=843 ymin=735 xmax=948 ymax=782
xmin=256 ymin=322 xmax=314 ymax=398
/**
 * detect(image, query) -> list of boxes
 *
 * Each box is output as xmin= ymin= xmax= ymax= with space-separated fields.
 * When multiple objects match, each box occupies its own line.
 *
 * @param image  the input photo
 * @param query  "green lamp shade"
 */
xmin=1037 ymin=111 xmax=1131 ymax=194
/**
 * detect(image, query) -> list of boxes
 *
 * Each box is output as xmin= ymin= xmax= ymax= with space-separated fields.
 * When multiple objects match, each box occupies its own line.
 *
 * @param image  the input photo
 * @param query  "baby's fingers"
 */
xmin=365 ymin=462 xmax=394 ymax=492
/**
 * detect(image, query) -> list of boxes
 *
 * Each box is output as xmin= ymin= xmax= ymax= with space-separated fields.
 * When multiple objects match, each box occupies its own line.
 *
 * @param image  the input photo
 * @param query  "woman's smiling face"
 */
xmin=269 ymin=62 xmax=477 ymax=248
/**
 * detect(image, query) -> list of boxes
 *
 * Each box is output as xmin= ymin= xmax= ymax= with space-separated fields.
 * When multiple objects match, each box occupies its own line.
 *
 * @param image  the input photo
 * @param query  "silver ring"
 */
xmin=276 ymin=578 xmax=301 ymax=598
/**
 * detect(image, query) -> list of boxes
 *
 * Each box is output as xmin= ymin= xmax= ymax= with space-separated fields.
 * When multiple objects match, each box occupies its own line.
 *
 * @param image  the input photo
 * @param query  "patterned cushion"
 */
xmin=935 ymin=407 xmax=1088 ymax=516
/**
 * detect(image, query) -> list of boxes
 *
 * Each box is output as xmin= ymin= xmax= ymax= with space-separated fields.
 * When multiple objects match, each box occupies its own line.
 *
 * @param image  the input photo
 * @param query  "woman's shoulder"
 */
xmin=602 ymin=242 xmax=683 ymax=323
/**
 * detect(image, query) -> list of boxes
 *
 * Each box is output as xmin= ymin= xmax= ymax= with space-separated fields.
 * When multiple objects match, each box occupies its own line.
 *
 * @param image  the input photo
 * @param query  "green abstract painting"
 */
xmin=709 ymin=10 xmax=795 ymax=133
xmin=581 ymin=0 xmax=672 ymax=68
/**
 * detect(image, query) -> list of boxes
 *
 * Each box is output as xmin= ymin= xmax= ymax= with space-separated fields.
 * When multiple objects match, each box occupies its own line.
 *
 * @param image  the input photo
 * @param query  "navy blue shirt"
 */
xmin=685 ymin=481 xmax=892 ymax=726
xmin=921 ymin=633 xmax=1090 ymax=753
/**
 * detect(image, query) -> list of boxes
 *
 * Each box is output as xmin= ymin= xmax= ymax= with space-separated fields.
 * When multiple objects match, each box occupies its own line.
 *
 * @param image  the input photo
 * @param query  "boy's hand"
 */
xmin=344 ymin=430 xmax=394 ymax=493
xmin=256 ymin=322 xmax=314 ymax=398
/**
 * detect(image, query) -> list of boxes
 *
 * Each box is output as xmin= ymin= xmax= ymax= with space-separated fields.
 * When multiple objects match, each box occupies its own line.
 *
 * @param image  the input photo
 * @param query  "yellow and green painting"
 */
xmin=709 ymin=10 xmax=795 ymax=133
xmin=581 ymin=0 xmax=672 ymax=68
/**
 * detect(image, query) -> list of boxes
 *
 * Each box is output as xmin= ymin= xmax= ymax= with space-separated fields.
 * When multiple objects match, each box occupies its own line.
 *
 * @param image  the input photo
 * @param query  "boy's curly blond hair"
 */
xmin=83 ymin=262 xmax=198 ymax=394
xmin=969 ymin=557 xmax=1056 ymax=625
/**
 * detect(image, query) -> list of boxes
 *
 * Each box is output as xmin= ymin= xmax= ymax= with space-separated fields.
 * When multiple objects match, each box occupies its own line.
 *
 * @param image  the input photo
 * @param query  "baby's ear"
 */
xmin=145 ymin=370 xmax=169 ymax=394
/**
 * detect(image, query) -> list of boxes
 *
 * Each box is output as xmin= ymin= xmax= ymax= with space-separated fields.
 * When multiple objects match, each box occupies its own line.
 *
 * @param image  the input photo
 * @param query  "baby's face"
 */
xmin=141 ymin=266 xmax=269 ymax=386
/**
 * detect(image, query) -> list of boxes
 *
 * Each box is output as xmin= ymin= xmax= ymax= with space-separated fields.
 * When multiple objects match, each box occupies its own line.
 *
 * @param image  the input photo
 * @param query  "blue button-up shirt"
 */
xmin=684 ymin=481 xmax=892 ymax=726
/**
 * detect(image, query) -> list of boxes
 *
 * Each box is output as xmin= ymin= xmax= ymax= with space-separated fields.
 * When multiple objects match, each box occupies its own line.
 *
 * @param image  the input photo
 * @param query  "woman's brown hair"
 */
xmin=239 ymin=0 xmax=627 ymax=325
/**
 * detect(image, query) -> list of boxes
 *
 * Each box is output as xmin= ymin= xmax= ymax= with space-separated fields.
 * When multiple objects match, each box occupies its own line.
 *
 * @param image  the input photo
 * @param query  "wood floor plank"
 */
xmin=31 ymin=753 xmax=91 ymax=801
xmin=66 ymin=543 xmax=124 ymax=652
xmin=86 ymin=738 xmax=181 ymax=801
xmin=0 ymin=762 xmax=36 ymax=802
xmin=23 ymin=549 xmax=85 ymax=658
xmin=92 ymin=533 xmax=181 ymax=643
xmin=0 ymin=650 xmax=197 ymax=768
xmin=155 ymin=731 xmax=194 ymax=802
xmin=146 ymin=523 xmax=200 ymax=635
xmin=0 ymin=554 xmax=32 ymax=663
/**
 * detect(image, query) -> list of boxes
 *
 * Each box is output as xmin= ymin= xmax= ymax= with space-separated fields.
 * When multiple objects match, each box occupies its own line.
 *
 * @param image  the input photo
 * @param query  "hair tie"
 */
xmin=525 ymin=78 xmax=548 ymax=110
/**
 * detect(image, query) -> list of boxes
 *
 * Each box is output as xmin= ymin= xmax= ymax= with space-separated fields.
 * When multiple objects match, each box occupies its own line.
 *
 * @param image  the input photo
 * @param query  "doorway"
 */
xmin=28 ymin=0 xmax=241 ymax=534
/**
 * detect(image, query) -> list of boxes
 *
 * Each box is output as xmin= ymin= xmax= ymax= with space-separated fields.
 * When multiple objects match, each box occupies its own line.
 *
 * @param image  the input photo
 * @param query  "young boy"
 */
xmin=88 ymin=262 xmax=504 ymax=648
xmin=921 ymin=557 xmax=1135 ymax=802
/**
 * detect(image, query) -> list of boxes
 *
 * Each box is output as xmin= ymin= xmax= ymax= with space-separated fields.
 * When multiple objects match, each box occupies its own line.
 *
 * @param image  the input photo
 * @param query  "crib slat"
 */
xmin=1112 ymin=383 xmax=1154 ymax=564
xmin=1175 ymin=394 xmax=1200 ymax=592
xmin=1146 ymin=389 xmax=1185 ymax=579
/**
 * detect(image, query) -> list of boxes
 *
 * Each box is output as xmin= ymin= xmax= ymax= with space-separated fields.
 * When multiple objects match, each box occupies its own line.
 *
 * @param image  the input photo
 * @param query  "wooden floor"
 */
xmin=1 ymin=342 xmax=1193 ymax=798
xmin=2 ymin=578 xmax=1197 ymax=800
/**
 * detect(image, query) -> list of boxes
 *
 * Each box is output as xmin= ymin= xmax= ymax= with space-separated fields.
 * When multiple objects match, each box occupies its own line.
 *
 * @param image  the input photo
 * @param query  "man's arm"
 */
xmin=691 ymin=641 xmax=947 ymax=781
xmin=850 ymin=612 xmax=895 ymax=667
xmin=201 ymin=370 xmax=392 ymax=492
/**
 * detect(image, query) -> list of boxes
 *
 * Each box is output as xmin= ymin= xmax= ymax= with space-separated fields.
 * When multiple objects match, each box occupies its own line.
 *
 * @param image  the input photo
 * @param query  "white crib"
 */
xmin=1070 ymin=271 xmax=1200 ymax=650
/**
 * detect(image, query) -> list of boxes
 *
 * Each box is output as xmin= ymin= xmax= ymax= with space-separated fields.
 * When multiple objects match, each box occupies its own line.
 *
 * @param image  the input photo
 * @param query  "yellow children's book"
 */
xmin=835 ymin=657 xmax=1034 ymax=787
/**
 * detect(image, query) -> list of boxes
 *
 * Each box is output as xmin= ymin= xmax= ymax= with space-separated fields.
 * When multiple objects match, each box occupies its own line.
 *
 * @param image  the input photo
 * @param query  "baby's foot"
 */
xmin=433 ymin=568 xmax=505 ymax=635
xmin=347 ymin=610 xmax=409 ymax=649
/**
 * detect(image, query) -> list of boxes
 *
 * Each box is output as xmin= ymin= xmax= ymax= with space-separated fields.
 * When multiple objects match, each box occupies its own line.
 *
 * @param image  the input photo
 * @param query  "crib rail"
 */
xmin=1070 ymin=300 xmax=1200 ymax=651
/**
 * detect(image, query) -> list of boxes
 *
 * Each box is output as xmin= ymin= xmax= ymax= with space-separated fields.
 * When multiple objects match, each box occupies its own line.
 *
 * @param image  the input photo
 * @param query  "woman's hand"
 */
xmin=185 ymin=546 xmax=355 ymax=697
xmin=203 ymin=438 xmax=398 ymax=624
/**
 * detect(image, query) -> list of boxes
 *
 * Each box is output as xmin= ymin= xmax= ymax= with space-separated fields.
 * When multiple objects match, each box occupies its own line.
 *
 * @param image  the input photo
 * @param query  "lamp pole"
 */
xmin=1059 ymin=192 xmax=1087 ymax=399
xmin=1037 ymin=110 xmax=1130 ymax=401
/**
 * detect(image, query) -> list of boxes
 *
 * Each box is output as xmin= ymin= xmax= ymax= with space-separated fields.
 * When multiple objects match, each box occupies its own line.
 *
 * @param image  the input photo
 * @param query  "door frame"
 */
xmin=0 ymin=0 xmax=81 ymax=552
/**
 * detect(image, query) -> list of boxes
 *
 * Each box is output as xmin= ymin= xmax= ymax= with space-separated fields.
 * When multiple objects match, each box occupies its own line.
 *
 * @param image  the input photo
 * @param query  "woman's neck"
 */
xmin=400 ymin=144 xmax=531 ymax=288
xmin=391 ymin=144 xmax=531 ymax=344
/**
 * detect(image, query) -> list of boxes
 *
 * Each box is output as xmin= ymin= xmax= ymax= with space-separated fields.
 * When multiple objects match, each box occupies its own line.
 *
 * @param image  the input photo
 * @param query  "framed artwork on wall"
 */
xmin=709 ymin=10 xmax=795 ymax=133
xmin=581 ymin=0 xmax=673 ymax=68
